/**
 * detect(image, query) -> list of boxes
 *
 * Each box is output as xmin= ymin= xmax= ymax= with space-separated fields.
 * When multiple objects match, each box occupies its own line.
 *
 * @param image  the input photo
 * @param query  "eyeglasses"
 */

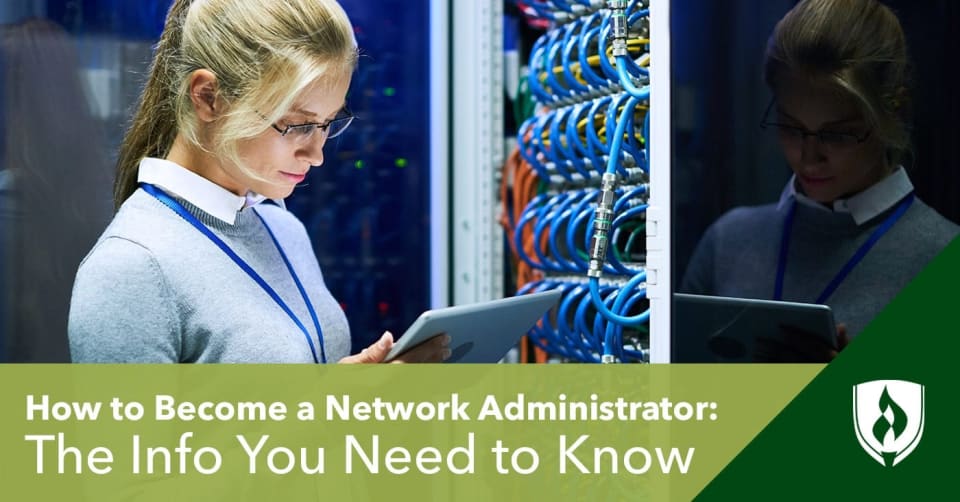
xmin=760 ymin=99 xmax=871 ymax=151
xmin=270 ymin=109 xmax=355 ymax=142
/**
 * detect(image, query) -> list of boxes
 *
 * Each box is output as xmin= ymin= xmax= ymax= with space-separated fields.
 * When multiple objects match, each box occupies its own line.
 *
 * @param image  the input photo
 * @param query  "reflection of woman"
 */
xmin=681 ymin=0 xmax=958 ymax=354
xmin=67 ymin=0 xmax=447 ymax=363
xmin=1 ymin=19 xmax=112 ymax=361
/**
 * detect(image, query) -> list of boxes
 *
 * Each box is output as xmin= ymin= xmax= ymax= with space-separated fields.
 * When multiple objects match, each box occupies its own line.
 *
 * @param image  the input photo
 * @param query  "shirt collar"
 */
xmin=776 ymin=167 xmax=914 ymax=225
xmin=137 ymin=157 xmax=281 ymax=225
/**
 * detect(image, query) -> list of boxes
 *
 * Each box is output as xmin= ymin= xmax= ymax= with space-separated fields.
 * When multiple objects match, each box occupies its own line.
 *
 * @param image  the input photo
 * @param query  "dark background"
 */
xmin=671 ymin=0 xmax=960 ymax=288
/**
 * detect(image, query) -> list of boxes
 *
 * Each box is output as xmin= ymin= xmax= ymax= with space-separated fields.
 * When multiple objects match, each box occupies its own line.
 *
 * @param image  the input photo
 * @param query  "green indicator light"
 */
xmin=384 ymin=87 xmax=396 ymax=97
xmin=354 ymin=160 xmax=364 ymax=169
xmin=395 ymin=158 xmax=408 ymax=168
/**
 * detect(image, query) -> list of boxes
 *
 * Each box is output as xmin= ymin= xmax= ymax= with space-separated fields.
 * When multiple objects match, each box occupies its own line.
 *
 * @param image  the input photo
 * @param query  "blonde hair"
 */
xmin=764 ymin=0 xmax=911 ymax=165
xmin=114 ymin=0 xmax=358 ymax=209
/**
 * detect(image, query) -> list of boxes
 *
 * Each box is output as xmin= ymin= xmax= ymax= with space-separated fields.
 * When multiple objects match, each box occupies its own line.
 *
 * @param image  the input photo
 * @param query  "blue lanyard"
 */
xmin=141 ymin=183 xmax=327 ymax=363
xmin=775 ymin=193 xmax=915 ymax=304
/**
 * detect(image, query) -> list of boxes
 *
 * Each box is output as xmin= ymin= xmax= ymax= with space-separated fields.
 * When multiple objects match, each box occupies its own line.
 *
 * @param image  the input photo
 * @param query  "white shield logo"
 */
xmin=852 ymin=380 xmax=924 ymax=467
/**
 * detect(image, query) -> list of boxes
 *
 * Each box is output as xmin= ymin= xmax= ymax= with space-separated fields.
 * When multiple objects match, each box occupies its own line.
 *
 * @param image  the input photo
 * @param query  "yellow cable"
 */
xmin=540 ymin=39 xmax=650 ymax=82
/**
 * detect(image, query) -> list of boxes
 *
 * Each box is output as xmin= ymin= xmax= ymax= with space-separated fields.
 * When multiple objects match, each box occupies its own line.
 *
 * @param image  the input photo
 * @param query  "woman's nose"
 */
xmin=799 ymin=135 xmax=825 ymax=163
xmin=298 ymin=138 xmax=325 ymax=166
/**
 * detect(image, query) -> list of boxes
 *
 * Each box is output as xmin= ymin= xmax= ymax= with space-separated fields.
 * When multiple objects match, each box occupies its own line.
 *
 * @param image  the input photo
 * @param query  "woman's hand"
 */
xmin=753 ymin=323 xmax=849 ymax=362
xmin=338 ymin=332 xmax=451 ymax=364
xmin=828 ymin=323 xmax=850 ymax=359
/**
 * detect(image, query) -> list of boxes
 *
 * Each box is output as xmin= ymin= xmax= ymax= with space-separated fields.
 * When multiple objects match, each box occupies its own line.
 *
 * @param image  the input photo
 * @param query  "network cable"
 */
xmin=507 ymin=0 xmax=651 ymax=363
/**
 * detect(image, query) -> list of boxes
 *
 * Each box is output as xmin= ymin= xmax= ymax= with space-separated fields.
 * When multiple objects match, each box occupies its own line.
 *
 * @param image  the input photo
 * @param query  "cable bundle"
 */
xmin=506 ymin=0 xmax=651 ymax=363
xmin=517 ymin=94 xmax=649 ymax=184
xmin=520 ymin=278 xmax=648 ymax=363
xmin=513 ymin=185 xmax=647 ymax=276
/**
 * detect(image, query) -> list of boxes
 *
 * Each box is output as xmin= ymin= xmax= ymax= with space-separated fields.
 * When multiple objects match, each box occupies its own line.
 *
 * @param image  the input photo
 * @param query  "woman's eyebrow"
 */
xmin=821 ymin=116 xmax=864 ymax=127
xmin=776 ymin=108 xmax=862 ymax=127
xmin=290 ymin=108 xmax=318 ymax=119
xmin=291 ymin=102 xmax=347 ymax=121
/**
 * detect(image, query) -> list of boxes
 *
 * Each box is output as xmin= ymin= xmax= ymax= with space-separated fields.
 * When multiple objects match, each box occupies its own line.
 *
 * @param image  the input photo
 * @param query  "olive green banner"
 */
xmin=0 ymin=364 xmax=819 ymax=501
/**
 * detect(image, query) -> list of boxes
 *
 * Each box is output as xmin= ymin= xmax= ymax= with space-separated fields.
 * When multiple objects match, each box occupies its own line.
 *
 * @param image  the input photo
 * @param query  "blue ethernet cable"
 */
xmin=561 ymin=20 xmax=591 ymax=95
xmin=578 ymin=24 xmax=610 ymax=88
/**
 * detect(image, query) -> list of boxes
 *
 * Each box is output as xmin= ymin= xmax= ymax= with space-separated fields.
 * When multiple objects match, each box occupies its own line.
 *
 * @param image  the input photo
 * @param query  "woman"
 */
xmin=68 ymin=0 xmax=448 ymax=363
xmin=681 ymin=0 xmax=958 ymax=359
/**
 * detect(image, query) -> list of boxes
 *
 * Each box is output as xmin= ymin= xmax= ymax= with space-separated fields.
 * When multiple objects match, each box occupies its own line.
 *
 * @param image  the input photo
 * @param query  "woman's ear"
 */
xmin=187 ymin=69 xmax=220 ymax=122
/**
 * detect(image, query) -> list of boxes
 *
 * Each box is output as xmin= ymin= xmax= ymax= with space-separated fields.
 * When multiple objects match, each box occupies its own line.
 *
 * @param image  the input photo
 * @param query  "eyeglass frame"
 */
xmin=759 ymin=98 xmax=872 ymax=147
xmin=268 ymin=108 xmax=356 ymax=140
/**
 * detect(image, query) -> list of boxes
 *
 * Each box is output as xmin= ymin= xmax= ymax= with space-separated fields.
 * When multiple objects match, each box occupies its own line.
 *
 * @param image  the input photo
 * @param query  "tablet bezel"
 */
xmin=383 ymin=289 xmax=563 ymax=363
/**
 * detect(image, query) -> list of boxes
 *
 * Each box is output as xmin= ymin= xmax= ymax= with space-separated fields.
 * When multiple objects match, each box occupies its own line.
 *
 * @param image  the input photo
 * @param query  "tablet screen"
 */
xmin=672 ymin=293 xmax=837 ymax=363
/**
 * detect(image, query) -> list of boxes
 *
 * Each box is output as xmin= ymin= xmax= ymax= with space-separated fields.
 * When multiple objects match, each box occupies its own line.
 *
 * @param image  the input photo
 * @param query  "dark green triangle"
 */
xmin=695 ymin=237 xmax=960 ymax=501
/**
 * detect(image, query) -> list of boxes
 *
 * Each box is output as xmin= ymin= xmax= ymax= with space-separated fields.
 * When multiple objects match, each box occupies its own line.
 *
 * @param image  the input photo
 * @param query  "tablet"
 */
xmin=672 ymin=293 xmax=837 ymax=363
xmin=384 ymin=289 xmax=563 ymax=363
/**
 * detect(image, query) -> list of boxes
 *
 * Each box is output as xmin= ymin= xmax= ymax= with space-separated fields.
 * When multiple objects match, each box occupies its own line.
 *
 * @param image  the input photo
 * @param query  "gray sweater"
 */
xmin=681 ymin=197 xmax=958 ymax=337
xmin=68 ymin=189 xmax=351 ymax=363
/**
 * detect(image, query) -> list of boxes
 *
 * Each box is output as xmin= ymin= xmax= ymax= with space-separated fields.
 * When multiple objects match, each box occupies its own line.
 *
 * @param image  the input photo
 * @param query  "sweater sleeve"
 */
xmin=68 ymin=237 xmax=181 ymax=362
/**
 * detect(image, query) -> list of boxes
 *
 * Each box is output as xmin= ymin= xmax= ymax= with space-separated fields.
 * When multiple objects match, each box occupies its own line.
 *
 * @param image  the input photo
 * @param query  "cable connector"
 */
xmin=611 ymin=38 xmax=628 ymax=58
xmin=607 ymin=0 xmax=629 ymax=57
xmin=607 ymin=0 xmax=629 ymax=12
xmin=587 ymin=172 xmax=618 ymax=278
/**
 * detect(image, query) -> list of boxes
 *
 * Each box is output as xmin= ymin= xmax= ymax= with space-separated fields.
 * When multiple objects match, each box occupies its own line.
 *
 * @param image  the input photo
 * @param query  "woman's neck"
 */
xmin=165 ymin=135 xmax=246 ymax=196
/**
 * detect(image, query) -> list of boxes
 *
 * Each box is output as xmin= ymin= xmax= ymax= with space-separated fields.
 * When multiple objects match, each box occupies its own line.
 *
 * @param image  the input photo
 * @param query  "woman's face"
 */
xmin=773 ymin=74 xmax=888 ymax=204
xmin=228 ymin=77 xmax=352 ymax=200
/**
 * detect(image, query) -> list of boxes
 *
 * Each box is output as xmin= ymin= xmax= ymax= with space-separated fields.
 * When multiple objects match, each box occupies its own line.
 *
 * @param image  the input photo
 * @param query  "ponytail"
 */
xmin=114 ymin=0 xmax=358 ymax=210
xmin=113 ymin=0 xmax=194 ymax=210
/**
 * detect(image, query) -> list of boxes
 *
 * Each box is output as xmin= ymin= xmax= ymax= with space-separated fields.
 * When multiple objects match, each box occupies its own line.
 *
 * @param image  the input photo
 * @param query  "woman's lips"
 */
xmin=280 ymin=171 xmax=307 ymax=183
xmin=799 ymin=174 xmax=834 ymax=185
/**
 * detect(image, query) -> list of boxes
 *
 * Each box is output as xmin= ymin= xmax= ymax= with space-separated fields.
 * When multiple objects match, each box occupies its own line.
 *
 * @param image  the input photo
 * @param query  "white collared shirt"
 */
xmin=137 ymin=157 xmax=282 ymax=225
xmin=776 ymin=167 xmax=914 ymax=225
